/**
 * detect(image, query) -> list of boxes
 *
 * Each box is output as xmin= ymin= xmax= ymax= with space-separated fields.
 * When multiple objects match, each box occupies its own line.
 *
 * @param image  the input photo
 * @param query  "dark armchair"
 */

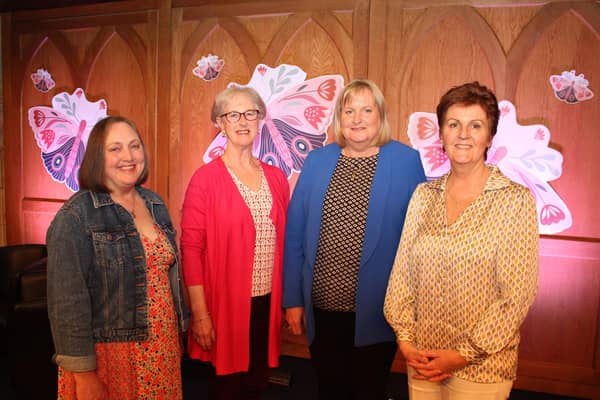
xmin=0 ymin=244 xmax=57 ymax=399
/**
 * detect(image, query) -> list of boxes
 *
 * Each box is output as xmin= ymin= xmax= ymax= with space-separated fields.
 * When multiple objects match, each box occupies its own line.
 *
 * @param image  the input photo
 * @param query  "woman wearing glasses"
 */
xmin=181 ymin=86 xmax=289 ymax=399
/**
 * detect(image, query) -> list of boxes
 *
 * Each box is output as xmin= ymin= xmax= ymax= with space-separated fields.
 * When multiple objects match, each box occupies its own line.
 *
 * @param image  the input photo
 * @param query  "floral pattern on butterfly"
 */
xmin=193 ymin=54 xmax=225 ymax=82
xmin=203 ymin=64 xmax=344 ymax=178
xmin=30 ymin=68 xmax=56 ymax=93
xmin=28 ymin=88 xmax=108 ymax=192
xmin=407 ymin=100 xmax=572 ymax=234
xmin=549 ymin=70 xmax=594 ymax=104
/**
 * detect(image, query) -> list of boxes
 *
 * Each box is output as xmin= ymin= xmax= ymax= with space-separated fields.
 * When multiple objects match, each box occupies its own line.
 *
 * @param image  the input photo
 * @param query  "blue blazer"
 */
xmin=283 ymin=141 xmax=426 ymax=346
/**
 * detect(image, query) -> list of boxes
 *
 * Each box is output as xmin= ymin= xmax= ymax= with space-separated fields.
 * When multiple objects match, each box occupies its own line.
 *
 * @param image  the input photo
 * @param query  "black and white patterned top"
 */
xmin=312 ymin=152 xmax=379 ymax=311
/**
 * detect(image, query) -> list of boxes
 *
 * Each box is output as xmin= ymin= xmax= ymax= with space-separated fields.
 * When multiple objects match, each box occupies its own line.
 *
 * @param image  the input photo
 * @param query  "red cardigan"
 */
xmin=181 ymin=157 xmax=289 ymax=375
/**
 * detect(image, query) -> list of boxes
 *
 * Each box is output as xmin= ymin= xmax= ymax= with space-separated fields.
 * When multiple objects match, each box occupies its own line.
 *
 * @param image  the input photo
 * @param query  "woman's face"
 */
xmin=103 ymin=122 xmax=145 ymax=193
xmin=441 ymin=103 xmax=492 ymax=168
xmin=340 ymin=89 xmax=381 ymax=155
xmin=217 ymin=93 xmax=260 ymax=151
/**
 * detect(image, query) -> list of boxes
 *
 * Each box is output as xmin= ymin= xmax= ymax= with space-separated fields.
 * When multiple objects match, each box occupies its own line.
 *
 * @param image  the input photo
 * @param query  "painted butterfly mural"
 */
xmin=30 ymin=68 xmax=56 ymax=93
xmin=203 ymin=64 xmax=344 ymax=178
xmin=549 ymin=70 xmax=594 ymax=104
xmin=193 ymin=54 xmax=225 ymax=82
xmin=407 ymin=100 xmax=572 ymax=234
xmin=28 ymin=88 xmax=108 ymax=192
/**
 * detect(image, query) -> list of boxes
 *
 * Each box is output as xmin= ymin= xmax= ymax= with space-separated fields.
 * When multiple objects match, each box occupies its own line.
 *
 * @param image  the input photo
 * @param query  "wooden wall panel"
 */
xmin=169 ymin=0 xmax=359 ymax=229
xmin=3 ymin=2 xmax=164 ymax=243
xmin=513 ymin=5 xmax=600 ymax=239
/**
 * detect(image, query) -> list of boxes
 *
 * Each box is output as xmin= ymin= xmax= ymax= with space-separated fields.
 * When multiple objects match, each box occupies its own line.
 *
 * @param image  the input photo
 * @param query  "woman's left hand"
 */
xmin=408 ymin=349 xmax=467 ymax=382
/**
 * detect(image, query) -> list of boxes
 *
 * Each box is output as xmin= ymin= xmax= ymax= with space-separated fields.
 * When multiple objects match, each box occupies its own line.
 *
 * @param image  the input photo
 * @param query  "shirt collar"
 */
xmin=431 ymin=165 xmax=511 ymax=193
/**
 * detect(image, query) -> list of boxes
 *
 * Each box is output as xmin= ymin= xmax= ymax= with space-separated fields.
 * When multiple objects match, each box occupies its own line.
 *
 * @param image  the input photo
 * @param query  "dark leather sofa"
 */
xmin=0 ymin=244 xmax=57 ymax=399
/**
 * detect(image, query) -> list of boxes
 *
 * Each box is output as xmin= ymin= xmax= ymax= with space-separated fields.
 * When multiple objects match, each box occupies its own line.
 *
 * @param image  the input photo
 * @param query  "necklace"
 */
xmin=130 ymin=195 xmax=136 ymax=219
xmin=351 ymin=162 xmax=360 ymax=180
xmin=114 ymin=194 xmax=136 ymax=218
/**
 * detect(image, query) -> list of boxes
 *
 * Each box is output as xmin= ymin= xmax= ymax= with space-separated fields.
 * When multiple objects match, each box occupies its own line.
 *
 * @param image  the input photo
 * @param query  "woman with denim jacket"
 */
xmin=46 ymin=116 xmax=188 ymax=400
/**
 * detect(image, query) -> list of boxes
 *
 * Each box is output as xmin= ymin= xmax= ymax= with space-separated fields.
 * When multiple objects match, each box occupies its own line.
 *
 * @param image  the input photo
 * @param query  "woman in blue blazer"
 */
xmin=283 ymin=79 xmax=426 ymax=400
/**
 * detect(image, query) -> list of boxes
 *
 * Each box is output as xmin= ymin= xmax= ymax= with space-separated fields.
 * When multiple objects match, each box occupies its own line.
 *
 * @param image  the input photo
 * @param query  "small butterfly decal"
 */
xmin=28 ymin=88 xmax=108 ymax=192
xmin=549 ymin=70 xmax=594 ymax=104
xmin=30 ymin=68 xmax=56 ymax=93
xmin=407 ymin=100 xmax=572 ymax=234
xmin=203 ymin=64 xmax=344 ymax=178
xmin=193 ymin=54 xmax=225 ymax=82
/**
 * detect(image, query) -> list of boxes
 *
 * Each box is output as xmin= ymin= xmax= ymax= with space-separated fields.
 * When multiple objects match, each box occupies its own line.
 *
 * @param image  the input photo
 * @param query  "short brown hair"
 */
xmin=436 ymin=81 xmax=499 ymax=139
xmin=210 ymin=86 xmax=266 ymax=123
xmin=78 ymin=116 xmax=149 ymax=192
xmin=333 ymin=79 xmax=391 ymax=148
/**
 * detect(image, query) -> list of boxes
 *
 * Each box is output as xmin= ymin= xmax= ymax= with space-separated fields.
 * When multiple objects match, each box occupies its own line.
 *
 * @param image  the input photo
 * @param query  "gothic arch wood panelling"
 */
xmin=170 ymin=3 xmax=359 ymax=227
xmin=505 ymin=1 xmax=600 ymax=100
xmin=512 ymin=5 xmax=600 ymax=240
xmin=508 ymin=7 xmax=600 ymax=393
xmin=391 ymin=7 xmax=499 ymax=144
xmin=4 ymin=3 xmax=164 ymax=243
xmin=172 ymin=23 xmax=254 ymax=227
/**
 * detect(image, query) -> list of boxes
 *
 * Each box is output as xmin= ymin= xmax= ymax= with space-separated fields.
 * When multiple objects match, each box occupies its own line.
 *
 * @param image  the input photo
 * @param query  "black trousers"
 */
xmin=310 ymin=307 xmax=397 ymax=400
xmin=208 ymin=294 xmax=271 ymax=400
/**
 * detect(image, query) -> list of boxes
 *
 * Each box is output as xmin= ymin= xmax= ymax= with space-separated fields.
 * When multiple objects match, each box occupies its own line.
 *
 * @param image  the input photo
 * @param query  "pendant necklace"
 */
xmin=130 ymin=195 xmax=136 ymax=219
xmin=351 ymin=162 xmax=360 ymax=180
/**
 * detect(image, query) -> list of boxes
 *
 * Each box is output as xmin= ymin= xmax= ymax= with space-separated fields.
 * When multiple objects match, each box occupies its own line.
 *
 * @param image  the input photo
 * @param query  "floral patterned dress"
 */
xmin=57 ymin=225 xmax=182 ymax=399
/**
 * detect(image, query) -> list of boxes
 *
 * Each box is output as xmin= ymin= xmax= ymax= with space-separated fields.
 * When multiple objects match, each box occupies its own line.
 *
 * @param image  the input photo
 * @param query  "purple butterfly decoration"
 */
xmin=203 ymin=64 xmax=344 ymax=178
xmin=30 ymin=68 xmax=55 ymax=93
xmin=407 ymin=100 xmax=572 ymax=234
xmin=549 ymin=70 xmax=594 ymax=104
xmin=193 ymin=54 xmax=225 ymax=82
xmin=28 ymin=88 xmax=108 ymax=192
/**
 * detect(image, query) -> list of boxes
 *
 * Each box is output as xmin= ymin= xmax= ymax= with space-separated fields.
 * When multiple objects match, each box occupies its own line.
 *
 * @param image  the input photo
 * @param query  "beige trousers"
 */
xmin=406 ymin=366 xmax=513 ymax=400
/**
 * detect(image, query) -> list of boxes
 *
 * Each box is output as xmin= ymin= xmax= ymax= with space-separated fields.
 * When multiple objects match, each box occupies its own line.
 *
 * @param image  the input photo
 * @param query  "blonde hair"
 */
xmin=333 ymin=79 xmax=391 ymax=148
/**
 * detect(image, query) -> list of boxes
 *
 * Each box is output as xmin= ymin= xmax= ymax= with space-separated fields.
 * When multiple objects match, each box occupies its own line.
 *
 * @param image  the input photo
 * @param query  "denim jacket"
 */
xmin=46 ymin=187 xmax=188 ymax=372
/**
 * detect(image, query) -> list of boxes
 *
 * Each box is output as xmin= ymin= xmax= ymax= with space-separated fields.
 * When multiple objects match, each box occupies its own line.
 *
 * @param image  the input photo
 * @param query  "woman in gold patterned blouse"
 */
xmin=384 ymin=82 xmax=538 ymax=400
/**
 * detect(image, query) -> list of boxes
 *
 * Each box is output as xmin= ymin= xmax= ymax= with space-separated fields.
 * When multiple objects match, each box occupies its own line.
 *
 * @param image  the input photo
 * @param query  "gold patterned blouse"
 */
xmin=384 ymin=165 xmax=538 ymax=383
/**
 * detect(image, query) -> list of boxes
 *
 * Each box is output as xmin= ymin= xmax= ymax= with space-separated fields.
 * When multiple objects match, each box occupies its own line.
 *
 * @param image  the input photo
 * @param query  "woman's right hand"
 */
xmin=192 ymin=314 xmax=216 ymax=351
xmin=285 ymin=307 xmax=305 ymax=335
xmin=73 ymin=371 xmax=107 ymax=400
xmin=400 ymin=341 xmax=451 ymax=382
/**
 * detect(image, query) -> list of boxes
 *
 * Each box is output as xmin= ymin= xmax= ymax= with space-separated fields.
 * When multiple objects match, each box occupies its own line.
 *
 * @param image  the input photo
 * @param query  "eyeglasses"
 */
xmin=219 ymin=109 xmax=260 ymax=123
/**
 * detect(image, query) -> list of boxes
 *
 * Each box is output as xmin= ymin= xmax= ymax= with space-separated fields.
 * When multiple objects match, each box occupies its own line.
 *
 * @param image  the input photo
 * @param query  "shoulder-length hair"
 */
xmin=333 ymin=79 xmax=391 ymax=148
xmin=78 ymin=116 xmax=149 ymax=192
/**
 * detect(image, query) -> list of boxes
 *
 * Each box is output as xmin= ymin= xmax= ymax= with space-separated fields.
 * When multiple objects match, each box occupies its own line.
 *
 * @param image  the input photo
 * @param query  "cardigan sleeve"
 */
xmin=180 ymin=169 xmax=209 ymax=286
xmin=456 ymin=187 xmax=539 ymax=362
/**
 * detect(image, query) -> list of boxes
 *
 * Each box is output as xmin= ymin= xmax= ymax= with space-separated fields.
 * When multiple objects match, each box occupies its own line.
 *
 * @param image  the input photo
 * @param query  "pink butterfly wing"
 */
xmin=203 ymin=131 xmax=228 ymax=164
xmin=28 ymin=106 xmax=86 ymax=191
xmin=492 ymin=100 xmax=572 ymax=233
xmin=267 ymin=75 xmax=342 ymax=134
xmin=28 ymin=89 xmax=107 ymax=192
xmin=28 ymin=107 xmax=79 ymax=152
xmin=256 ymin=75 xmax=342 ymax=175
xmin=495 ymin=161 xmax=572 ymax=234
xmin=407 ymin=112 xmax=449 ymax=178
